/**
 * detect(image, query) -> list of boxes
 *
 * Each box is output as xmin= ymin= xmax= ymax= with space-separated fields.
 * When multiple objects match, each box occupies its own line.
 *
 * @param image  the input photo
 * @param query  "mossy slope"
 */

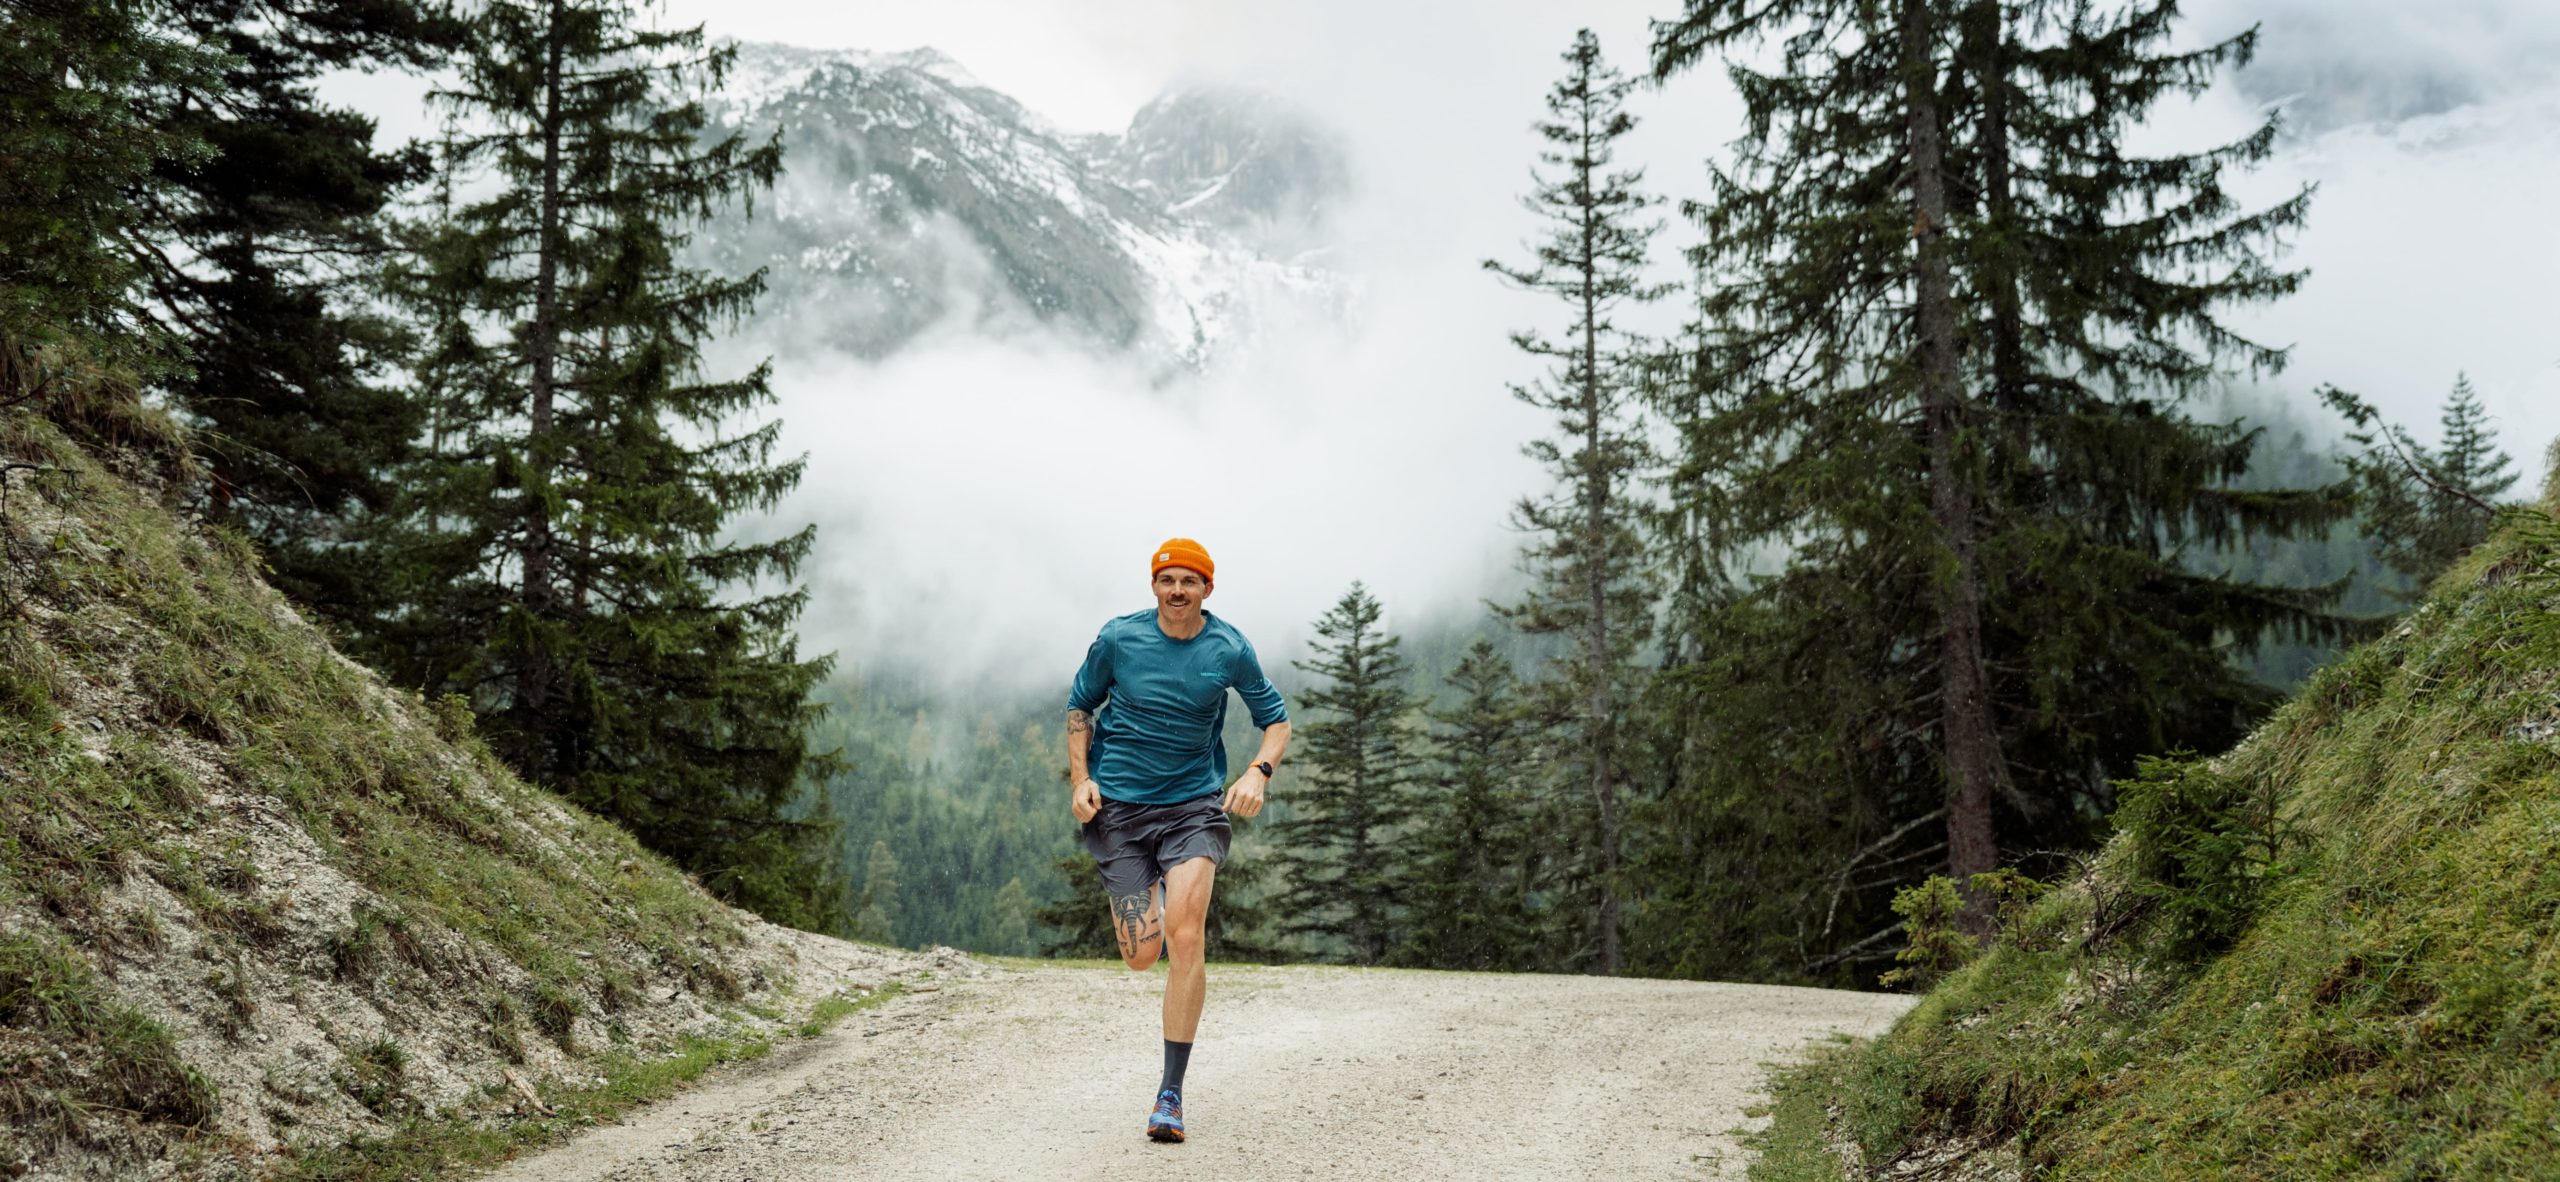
xmin=1756 ymin=492 xmax=2560 ymax=1180
xmin=0 ymin=414 xmax=914 ymax=1179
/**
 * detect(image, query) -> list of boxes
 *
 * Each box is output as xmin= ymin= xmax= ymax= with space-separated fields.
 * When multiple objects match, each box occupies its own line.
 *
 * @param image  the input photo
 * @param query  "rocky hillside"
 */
xmin=0 ymin=393 xmax=957 ymax=1180
xmin=1748 ymin=464 xmax=2560 ymax=1180
xmin=695 ymin=42 xmax=1350 ymax=371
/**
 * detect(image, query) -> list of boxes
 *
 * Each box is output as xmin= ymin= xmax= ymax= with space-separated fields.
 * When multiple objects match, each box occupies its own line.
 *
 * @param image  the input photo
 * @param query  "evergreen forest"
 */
xmin=2 ymin=0 xmax=2538 ymax=989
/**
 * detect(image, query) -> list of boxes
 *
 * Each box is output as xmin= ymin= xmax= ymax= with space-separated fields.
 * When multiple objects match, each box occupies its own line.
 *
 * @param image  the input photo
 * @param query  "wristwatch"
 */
xmin=1252 ymin=760 xmax=1275 ymax=779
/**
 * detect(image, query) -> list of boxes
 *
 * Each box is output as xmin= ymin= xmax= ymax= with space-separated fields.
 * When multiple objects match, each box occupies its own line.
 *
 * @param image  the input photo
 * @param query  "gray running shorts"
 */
xmin=1080 ymin=793 xmax=1230 ymax=900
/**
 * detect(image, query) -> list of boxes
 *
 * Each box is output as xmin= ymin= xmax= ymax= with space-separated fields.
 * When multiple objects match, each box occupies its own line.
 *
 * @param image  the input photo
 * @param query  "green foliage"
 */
xmin=854 ymin=839 xmax=901 ymax=946
xmin=364 ymin=0 xmax=836 ymax=930
xmin=0 ymin=0 xmax=219 ymax=363
xmin=1645 ymin=0 xmax=2353 ymax=977
xmin=1487 ymin=29 xmax=1664 ymax=975
xmin=1035 ymin=854 xmax=1111 ymax=957
xmin=1268 ymin=582 xmax=1418 ymax=965
xmin=1877 ymin=877 xmax=1967 ymax=990
xmin=989 ymin=877 xmax=1034 ymax=957
xmin=2113 ymin=753 xmax=2281 ymax=961
xmin=1394 ymin=638 xmax=1545 ymax=970
xmin=133 ymin=0 xmax=464 ymax=621
xmin=1879 ymin=870 xmax=2048 ymax=988
xmin=811 ymin=677 xmax=1079 ymax=953
xmin=1747 ymin=506 xmax=2560 ymax=1179
xmin=2323 ymin=377 xmax=2522 ymax=597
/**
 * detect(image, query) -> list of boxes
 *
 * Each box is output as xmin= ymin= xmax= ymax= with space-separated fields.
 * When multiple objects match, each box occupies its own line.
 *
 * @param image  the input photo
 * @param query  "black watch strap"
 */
xmin=1253 ymin=760 xmax=1275 ymax=778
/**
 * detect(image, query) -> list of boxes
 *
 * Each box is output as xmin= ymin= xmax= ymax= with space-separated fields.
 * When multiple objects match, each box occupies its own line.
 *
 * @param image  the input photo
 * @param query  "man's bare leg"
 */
xmin=1112 ymin=879 xmax=1166 ymax=971
xmin=1160 ymin=856 xmax=1217 ymax=1041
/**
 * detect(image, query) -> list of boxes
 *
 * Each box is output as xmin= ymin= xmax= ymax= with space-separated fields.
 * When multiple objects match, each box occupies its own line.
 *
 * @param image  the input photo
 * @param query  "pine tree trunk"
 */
xmin=1580 ymin=102 xmax=1622 ymax=978
xmin=518 ymin=0 xmax=568 ymax=765
xmin=1902 ymin=0 xmax=2010 ymax=927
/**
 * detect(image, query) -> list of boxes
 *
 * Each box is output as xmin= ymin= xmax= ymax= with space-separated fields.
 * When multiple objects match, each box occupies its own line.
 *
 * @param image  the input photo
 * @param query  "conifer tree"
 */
xmin=129 ymin=0 xmax=464 ymax=620
xmin=0 ymin=1 xmax=217 ymax=362
xmin=991 ymin=876 xmax=1033 ymax=956
xmin=2324 ymin=376 xmax=2519 ymax=594
xmin=1395 ymin=638 xmax=1542 ymax=971
xmin=1485 ymin=29 xmax=1665 ymax=974
xmin=378 ymin=0 xmax=838 ymax=929
xmin=856 ymin=839 xmax=901 ymax=945
xmin=1268 ymin=583 xmax=1415 ymax=965
xmin=1650 ymin=0 xmax=2351 ymax=949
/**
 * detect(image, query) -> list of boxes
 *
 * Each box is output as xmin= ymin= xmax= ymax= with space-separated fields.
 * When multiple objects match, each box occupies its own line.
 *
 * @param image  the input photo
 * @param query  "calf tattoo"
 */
xmin=1112 ymin=892 xmax=1162 ymax=962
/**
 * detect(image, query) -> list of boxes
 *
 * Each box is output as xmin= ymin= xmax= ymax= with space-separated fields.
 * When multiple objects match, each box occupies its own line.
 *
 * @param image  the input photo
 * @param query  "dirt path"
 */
xmin=480 ymin=962 xmax=1911 ymax=1181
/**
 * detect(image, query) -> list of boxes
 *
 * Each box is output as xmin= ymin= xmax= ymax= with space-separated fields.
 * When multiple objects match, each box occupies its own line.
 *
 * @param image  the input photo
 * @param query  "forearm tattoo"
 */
xmin=1066 ymin=708 xmax=1093 ymax=735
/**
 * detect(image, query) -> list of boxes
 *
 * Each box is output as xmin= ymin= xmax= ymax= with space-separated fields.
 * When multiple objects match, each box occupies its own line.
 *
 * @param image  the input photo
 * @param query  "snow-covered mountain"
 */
xmin=696 ymin=43 xmax=1352 ymax=371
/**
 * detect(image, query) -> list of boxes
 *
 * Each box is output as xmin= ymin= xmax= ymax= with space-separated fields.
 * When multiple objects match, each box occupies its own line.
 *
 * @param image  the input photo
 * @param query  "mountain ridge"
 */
xmin=697 ymin=41 xmax=1353 ymax=372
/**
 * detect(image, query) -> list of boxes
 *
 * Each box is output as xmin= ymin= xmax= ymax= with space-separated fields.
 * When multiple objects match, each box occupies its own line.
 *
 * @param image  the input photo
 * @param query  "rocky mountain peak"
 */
xmin=1111 ymin=84 xmax=1350 ymax=249
xmin=697 ymin=42 xmax=1352 ymax=370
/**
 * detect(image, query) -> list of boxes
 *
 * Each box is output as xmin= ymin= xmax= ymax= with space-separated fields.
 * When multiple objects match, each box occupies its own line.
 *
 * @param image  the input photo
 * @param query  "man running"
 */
xmin=1067 ymin=537 xmax=1291 ymax=1144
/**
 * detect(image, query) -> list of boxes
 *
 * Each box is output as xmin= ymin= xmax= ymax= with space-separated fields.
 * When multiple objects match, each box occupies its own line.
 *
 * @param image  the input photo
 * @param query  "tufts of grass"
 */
xmin=1753 ymin=512 xmax=2560 ymax=1180
xmin=0 ymin=932 xmax=219 ymax=1150
xmin=797 ymin=981 xmax=902 ymax=1038
xmin=333 ymin=1037 xmax=410 ymax=1117
xmin=533 ymin=981 xmax=581 ymax=1051
xmin=275 ymin=984 xmax=903 ymax=1182
xmin=5 ymin=426 xmax=753 ymax=1001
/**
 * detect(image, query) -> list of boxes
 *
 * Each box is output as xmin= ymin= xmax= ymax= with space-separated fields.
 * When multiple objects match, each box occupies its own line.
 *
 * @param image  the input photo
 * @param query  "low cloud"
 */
xmin=2194 ymin=0 xmax=2560 ymax=133
xmin=750 ymin=255 xmax=1547 ymax=690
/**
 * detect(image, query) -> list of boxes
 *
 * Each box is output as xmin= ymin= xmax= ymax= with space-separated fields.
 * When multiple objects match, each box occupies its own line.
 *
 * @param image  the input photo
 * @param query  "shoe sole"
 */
xmin=1148 ymin=1127 xmax=1184 ymax=1143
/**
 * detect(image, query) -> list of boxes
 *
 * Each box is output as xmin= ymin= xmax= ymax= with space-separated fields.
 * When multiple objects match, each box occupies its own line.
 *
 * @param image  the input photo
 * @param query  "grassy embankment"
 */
xmin=1749 ymin=486 xmax=2560 ymax=1180
xmin=271 ymin=981 xmax=907 ymax=1181
xmin=0 ymin=386 xmax=881 ymax=1175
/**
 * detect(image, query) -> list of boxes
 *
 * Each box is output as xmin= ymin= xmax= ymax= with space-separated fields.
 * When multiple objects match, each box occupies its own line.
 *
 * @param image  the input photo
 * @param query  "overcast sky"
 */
xmin=332 ymin=0 xmax=2560 ymax=683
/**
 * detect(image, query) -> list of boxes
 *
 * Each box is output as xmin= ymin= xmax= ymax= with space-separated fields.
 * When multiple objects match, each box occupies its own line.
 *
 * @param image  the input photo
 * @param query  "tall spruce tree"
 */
xmin=2324 ymin=376 xmax=2519 ymax=595
xmin=1269 ymin=583 xmax=1416 ymax=966
xmin=0 ymin=0 xmax=217 ymax=364
xmin=1485 ymin=29 xmax=1666 ymax=975
xmin=130 ymin=0 xmax=464 ymax=621
xmin=1395 ymin=638 xmax=1543 ymax=971
xmin=381 ymin=0 xmax=839 ymax=929
xmin=1650 ymin=0 xmax=2351 ymax=952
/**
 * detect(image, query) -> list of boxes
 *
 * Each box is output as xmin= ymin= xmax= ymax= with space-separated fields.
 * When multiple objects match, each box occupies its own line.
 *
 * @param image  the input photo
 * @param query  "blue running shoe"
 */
xmin=1146 ymin=1088 xmax=1185 ymax=1142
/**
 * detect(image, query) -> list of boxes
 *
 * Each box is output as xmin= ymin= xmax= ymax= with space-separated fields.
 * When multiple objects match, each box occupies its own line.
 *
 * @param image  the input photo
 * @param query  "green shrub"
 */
xmin=1881 ymin=869 xmax=2052 ymax=988
xmin=2113 ymin=752 xmax=2282 ymax=961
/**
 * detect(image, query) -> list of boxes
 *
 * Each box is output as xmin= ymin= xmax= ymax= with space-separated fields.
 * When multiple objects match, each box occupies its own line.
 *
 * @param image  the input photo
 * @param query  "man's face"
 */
xmin=1153 ymin=567 xmax=1211 ymax=620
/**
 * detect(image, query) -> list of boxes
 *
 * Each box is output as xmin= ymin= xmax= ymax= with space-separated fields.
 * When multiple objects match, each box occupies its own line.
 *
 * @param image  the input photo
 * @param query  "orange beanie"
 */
xmin=1151 ymin=538 xmax=1214 ymax=582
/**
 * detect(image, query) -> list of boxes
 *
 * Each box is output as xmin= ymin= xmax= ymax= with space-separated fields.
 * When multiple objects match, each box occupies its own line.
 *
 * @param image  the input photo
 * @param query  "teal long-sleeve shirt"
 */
xmin=1069 ymin=609 xmax=1289 ymax=805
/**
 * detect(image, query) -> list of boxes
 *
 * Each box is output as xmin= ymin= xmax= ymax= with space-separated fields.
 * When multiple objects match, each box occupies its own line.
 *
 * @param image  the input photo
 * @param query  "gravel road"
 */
xmin=478 ymin=962 xmax=1911 ymax=1182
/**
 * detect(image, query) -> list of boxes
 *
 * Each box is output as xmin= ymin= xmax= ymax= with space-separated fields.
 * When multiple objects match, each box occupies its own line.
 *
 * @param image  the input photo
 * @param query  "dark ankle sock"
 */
xmin=1160 ymin=1039 xmax=1192 ymax=1096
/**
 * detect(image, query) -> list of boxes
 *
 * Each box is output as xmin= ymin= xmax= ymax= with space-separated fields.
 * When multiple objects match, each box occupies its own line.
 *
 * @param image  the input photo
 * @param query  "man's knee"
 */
xmin=1163 ymin=913 xmax=1207 ymax=962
